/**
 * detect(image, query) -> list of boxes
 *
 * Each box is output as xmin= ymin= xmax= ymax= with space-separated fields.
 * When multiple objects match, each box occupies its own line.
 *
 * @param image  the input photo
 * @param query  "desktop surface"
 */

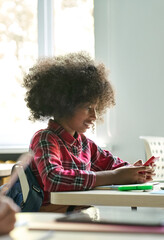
xmin=51 ymin=183 xmax=164 ymax=208
xmin=9 ymin=208 xmax=164 ymax=240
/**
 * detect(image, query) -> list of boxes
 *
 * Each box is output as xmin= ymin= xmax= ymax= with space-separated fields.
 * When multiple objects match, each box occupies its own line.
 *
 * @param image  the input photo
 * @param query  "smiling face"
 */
xmin=58 ymin=103 xmax=97 ymax=136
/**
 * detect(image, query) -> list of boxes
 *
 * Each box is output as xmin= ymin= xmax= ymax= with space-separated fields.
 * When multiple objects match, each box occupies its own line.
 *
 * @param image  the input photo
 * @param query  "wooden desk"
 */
xmin=0 ymin=163 xmax=14 ymax=177
xmin=50 ymin=184 xmax=164 ymax=208
xmin=9 ymin=212 xmax=164 ymax=240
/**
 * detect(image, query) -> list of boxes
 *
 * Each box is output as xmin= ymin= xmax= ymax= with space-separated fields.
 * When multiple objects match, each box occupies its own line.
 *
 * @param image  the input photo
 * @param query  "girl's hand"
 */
xmin=95 ymin=165 xmax=152 ymax=186
xmin=133 ymin=159 xmax=155 ymax=182
xmin=145 ymin=164 xmax=156 ymax=181
xmin=133 ymin=159 xmax=144 ymax=166
xmin=112 ymin=165 xmax=152 ymax=184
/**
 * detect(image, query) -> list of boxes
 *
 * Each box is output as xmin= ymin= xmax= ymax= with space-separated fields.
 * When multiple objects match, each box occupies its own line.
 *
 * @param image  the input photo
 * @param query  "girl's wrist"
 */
xmin=95 ymin=170 xmax=116 ymax=187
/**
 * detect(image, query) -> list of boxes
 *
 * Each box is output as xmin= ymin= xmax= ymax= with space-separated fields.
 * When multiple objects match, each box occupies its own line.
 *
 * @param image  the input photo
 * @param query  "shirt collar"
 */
xmin=47 ymin=119 xmax=81 ymax=146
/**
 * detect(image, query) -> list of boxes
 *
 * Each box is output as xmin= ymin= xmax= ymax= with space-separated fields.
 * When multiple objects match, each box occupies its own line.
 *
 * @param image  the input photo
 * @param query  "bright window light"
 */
xmin=0 ymin=0 xmax=42 ymax=149
xmin=0 ymin=0 xmax=95 ymax=151
xmin=53 ymin=0 xmax=94 ymax=57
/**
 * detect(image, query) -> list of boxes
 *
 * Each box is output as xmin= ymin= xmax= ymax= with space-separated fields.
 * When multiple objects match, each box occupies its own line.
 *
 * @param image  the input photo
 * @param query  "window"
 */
xmin=53 ymin=0 xmax=94 ymax=57
xmin=0 ymin=0 xmax=95 ymax=152
xmin=0 ymin=0 xmax=44 ymax=152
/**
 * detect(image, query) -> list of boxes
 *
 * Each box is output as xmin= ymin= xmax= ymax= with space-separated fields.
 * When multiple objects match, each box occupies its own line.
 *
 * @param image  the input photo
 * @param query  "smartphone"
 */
xmin=143 ymin=156 xmax=159 ymax=166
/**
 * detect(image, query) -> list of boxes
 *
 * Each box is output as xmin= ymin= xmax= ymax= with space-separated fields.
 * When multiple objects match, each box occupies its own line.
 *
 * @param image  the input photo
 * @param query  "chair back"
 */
xmin=140 ymin=136 xmax=164 ymax=181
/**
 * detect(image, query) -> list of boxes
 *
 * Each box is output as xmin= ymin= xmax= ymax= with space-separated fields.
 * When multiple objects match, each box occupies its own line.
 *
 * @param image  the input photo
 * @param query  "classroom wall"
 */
xmin=94 ymin=0 xmax=164 ymax=163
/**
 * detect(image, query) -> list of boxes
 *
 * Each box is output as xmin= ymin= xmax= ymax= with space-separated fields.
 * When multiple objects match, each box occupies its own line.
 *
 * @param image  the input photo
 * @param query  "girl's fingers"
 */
xmin=133 ymin=159 xmax=143 ymax=166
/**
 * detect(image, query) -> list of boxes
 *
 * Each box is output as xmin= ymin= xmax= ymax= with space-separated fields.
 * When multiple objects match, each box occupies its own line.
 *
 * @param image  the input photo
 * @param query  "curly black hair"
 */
xmin=23 ymin=51 xmax=115 ymax=121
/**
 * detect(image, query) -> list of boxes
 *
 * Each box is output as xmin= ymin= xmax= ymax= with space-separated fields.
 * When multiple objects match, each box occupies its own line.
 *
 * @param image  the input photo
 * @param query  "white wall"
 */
xmin=94 ymin=0 xmax=164 ymax=163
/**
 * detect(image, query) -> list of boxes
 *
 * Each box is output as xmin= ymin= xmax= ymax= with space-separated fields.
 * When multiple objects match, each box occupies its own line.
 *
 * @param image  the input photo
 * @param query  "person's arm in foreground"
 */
xmin=0 ymin=196 xmax=19 ymax=235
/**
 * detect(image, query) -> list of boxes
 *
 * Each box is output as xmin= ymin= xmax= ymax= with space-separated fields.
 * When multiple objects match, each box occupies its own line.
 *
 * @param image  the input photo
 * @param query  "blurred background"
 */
xmin=0 ymin=0 xmax=164 ymax=164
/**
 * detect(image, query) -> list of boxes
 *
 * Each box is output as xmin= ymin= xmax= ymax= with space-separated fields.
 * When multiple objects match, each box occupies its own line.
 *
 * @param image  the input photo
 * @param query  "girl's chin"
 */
xmin=77 ymin=124 xmax=90 ymax=134
xmin=79 ymin=130 xmax=87 ymax=134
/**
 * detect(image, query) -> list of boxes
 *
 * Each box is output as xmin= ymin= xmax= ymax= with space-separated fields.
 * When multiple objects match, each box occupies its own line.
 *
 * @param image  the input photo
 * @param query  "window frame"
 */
xmin=38 ymin=0 xmax=54 ymax=57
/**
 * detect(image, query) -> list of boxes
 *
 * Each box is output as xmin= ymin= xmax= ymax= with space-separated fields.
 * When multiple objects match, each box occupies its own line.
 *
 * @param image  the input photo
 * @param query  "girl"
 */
xmin=23 ymin=52 xmax=153 ymax=212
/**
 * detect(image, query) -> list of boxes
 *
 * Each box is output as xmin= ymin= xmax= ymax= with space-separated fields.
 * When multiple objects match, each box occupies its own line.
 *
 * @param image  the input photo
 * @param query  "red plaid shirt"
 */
xmin=30 ymin=119 xmax=129 ymax=205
